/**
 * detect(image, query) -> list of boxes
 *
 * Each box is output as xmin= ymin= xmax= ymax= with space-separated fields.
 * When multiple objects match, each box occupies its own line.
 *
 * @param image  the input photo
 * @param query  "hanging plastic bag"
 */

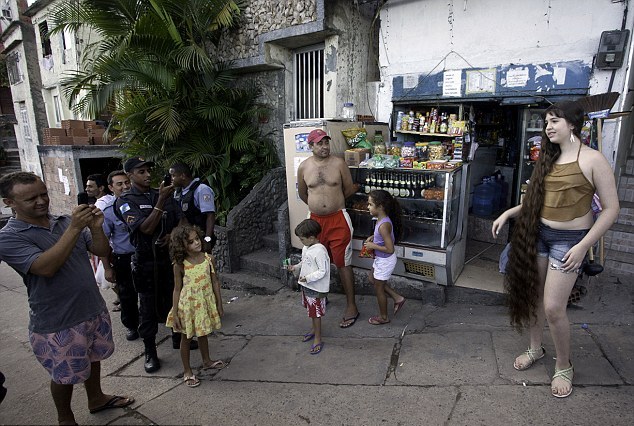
xmin=95 ymin=260 xmax=115 ymax=290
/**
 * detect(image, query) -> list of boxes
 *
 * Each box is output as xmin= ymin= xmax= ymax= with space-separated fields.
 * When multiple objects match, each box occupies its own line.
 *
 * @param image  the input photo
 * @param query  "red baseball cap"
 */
xmin=307 ymin=129 xmax=330 ymax=144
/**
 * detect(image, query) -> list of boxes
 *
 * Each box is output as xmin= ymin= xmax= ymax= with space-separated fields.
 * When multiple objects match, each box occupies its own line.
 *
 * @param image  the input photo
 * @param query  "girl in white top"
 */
xmin=287 ymin=219 xmax=330 ymax=355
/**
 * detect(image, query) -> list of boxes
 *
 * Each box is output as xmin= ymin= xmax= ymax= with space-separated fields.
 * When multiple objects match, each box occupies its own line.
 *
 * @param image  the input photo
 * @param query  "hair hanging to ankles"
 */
xmin=505 ymin=101 xmax=584 ymax=331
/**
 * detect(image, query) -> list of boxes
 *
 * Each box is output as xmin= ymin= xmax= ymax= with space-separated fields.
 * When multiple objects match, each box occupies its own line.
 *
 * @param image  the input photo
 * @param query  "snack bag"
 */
xmin=359 ymin=245 xmax=375 ymax=258
xmin=342 ymin=127 xmax=367 ymax=148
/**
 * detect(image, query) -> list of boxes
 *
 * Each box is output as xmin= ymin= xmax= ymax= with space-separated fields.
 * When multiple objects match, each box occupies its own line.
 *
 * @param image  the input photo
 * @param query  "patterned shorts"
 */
xmin=301 ymin=289 xmax=327 ymax=318
xmin=29 ymin=310 xmax=115 ymax=385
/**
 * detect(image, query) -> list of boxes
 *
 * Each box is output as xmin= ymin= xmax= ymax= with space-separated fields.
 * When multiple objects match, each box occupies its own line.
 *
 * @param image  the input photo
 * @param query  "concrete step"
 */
xmin=217 ymin=271 xmax=285 ymax=295
xmin=626 ymin=157 xmax=634 ymax=175
xmin=240 ymin=247 xmax=282 ymax=279
xmin=617 ymin=173 xmax=634 ymax=203
xmin=615 ymin=201 xmax=633 ymax=226
xmin=262 ymin=233 xmax=279 ymax=250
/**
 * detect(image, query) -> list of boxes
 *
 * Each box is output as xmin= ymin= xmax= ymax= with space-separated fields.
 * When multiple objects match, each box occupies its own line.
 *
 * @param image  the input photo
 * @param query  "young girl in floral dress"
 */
xmin=167 ymin=224 xmax=225 ymax=388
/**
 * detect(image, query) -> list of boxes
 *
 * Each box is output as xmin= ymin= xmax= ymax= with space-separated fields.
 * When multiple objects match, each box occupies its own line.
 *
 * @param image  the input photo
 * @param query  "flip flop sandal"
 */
xmin=513 ymin=346 xmax=545 ymax=371
xmin=89 ymin=395 xmax=135 ymax=414
xmin=393 ymin=299 xmax=406 ymax=316
xmin=202 ymin=360 xmax=227 ymax=370
xmin=310 ymin=342 xmax=324 ymax=355
xmin=552 ymin=363 xmax=574 ymax=398
xmin=302 ymin=332 xmax=315 ymax=342
xmin=368 ymin=316 xmax=390 ymax=325
xmin=183 ymin=374 xmax=201 ymax=388
xmin=339 ymin=312 xmax=360 ymax=328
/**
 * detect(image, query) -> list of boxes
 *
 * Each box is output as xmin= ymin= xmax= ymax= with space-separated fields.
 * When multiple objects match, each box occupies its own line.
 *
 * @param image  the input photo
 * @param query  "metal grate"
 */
xmin=294 ymin=46 xmax=324 ymax=120
xmin=403 ymin=261 xmax=435 ymax=278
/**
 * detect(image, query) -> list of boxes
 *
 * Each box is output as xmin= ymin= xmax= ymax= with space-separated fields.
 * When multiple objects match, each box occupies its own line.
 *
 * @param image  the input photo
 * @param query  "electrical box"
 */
xmin=596 ymin=30 xmax=630 ymax=69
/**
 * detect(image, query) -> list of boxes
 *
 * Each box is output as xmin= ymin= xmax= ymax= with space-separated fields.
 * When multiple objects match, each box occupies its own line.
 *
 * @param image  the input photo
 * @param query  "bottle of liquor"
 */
xmin=377 ymin=172 xmax=383 ymax=191
xmin=365 ymin=172 xmax=371 ymax=194
xmin=370 ymin=171 xmax=376 ymax=192
xmin=399 ymin=174 xmax=408 ymax=198
xmin=407 ymin=174 xmax=414 ymax=197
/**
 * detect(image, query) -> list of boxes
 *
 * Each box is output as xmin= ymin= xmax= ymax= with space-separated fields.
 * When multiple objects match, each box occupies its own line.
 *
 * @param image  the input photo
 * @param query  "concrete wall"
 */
xmin=38 ymin=145 xmax=122 ymax=214
xmin=376 ymin=0 xmax=634 ymax=163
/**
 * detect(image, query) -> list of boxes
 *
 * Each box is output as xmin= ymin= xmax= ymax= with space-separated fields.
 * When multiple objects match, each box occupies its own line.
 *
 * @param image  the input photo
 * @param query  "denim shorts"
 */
xmin=537 ymin=223 xmax=589 ymax=273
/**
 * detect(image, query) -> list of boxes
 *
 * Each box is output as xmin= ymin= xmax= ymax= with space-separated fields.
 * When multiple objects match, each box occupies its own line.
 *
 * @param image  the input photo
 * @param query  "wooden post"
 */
xmin=596 ymin=118 xmax=605 ymax=264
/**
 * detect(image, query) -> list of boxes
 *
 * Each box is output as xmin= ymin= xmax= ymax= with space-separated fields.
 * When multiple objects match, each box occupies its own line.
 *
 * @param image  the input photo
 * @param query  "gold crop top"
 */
xmin=541 ymin=144 xmax=594 ymax=221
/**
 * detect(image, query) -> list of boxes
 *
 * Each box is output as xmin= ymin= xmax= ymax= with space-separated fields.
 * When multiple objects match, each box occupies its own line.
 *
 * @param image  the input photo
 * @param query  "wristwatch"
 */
xmin=204 ymin=236 xmax=212 ymax=243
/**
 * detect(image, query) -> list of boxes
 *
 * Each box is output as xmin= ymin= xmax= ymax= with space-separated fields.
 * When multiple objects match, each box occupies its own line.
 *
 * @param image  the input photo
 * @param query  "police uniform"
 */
xmin=175 ymin=178 xmax=216 ymax=247
xmin=102 ymin=201 xmax=138 ymax=338
xmin=116 ymin=186 xmax=181 ymax=343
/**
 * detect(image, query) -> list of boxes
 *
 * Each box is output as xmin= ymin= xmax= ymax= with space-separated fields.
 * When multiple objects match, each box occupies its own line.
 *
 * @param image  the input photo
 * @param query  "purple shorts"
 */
xmin=29 ymin=310 xmax=115 ymax=385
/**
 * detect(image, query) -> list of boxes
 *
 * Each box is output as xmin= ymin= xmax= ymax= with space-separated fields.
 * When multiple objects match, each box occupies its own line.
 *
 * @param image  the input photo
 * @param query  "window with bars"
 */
xmin=19 ymin=102 xmax=32 ymax=142
xmin=6 ymin=52 xmax=22 ymax=85
xmin=294 ymin=46 xmax=324 ymax=120
xmin=39 ymin=21 xmax=52 ymax=57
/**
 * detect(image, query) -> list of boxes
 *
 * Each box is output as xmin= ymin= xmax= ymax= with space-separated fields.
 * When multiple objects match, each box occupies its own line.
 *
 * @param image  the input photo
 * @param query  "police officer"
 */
xmin=116 ymin=158 xmax=196 ymax=373
xmin=169 ymin=162 xmax=217 ymax=250
xmin=100 ymin=170 xmax=139 ymax=341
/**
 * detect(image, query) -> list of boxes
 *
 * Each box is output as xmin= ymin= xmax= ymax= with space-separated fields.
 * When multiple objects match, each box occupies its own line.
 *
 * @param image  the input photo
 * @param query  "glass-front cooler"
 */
xmin=516 ymin=108 xmax=545 ymax=204
xmin=347 ymin=165 xmax=469 ymax=285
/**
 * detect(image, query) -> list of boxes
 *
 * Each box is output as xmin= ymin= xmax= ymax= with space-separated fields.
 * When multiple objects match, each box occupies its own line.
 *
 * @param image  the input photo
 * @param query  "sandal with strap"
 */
xmin=183 ymin=374 xmax=201 ymax=388
xmin=552 ymin=363 xmax=574 ymax=398
xmin=513 ymin=346 xmax=545 ymax=371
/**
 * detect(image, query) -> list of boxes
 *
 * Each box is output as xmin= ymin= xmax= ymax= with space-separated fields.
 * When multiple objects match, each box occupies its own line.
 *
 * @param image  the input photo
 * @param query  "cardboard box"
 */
xmin=43 ymin=128 xmax=68 ymax=138
xmin=68 ymin=128 xmax=88 ymax=137
xmin=345 ymin=148 xmax=371 ymax=167
xmin=49 ymin=136 xmax=74 ymax=145
xmin=61 ymin=120 xmax=86 ymax=130
xmin=72 ymin=136 xmax=91 ymax=146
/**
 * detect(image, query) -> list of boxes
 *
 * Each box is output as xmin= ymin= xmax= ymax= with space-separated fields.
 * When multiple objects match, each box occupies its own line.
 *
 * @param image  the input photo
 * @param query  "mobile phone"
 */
xmin=163 ymin=173 xmax=172 ymax=186
xmin=77 ymin=192 xmax=90 ymax=205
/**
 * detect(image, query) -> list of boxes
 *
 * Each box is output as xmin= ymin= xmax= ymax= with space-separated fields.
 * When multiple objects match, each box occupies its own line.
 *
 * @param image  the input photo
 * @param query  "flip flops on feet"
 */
xmin=310 ymin=342 xmax=324 ymax=354
xmin=302 ymin=332 xmax=315 ymax=342
xmin=339 ymin=312 xmax=360 ymax=328
xmin=393 ymin=299 xmax=406 ymax=316
xmin=368 ymin=316 xmax=390 ymax=325
xmin=202 ymin=360 xmax=227 ymax=370
xmin=89 ymin=395 xmax=135 ymax=414
xmin=183 ymin=374 xmax=201 ymax=388
xmin=552 ymin=363 xmax=574 ymax=398
xmin=513 ymin=346 xmax=546 ymax=371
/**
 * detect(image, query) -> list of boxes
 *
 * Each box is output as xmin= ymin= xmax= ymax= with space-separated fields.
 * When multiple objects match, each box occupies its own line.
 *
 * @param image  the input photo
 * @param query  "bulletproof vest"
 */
xmin=175 ymin=180 xmax=205 ymax=230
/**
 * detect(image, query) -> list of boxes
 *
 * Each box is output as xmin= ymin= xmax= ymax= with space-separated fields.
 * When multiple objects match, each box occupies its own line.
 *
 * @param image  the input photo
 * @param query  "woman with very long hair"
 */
xmin=492 ymin=101 xmax=619 ymax=398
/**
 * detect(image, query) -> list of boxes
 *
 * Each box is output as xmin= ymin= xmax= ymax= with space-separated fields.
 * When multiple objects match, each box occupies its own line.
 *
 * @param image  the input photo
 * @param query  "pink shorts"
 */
xmin=29 ymin=310 xmax=115 ymax=385
xmin=302 ymin=290 xmax=327 ymax=318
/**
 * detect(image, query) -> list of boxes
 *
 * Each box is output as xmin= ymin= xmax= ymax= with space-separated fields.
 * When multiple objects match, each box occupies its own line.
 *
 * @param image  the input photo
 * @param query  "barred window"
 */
xmin=294 ymin=46 xmax=324 ymax=120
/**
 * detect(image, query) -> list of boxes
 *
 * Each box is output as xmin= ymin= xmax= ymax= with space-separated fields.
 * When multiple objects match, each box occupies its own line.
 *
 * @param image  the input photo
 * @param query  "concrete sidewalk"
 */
xmin=0 ymin=261 xmax=632 ymax=425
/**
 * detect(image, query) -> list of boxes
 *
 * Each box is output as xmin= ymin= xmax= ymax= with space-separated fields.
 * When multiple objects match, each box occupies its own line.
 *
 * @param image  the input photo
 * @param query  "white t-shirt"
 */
xmin=298 ymin=243 xmax=330 ymax=293
xmin=95 ymin=194 xmax=116 ymax=211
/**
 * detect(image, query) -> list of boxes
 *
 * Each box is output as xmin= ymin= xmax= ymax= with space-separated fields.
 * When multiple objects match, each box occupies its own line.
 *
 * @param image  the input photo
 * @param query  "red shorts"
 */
xmin=310 ymin=209 xmax=353 ymax=268
xmin=302 ymin=290 xmax=327 ymax=318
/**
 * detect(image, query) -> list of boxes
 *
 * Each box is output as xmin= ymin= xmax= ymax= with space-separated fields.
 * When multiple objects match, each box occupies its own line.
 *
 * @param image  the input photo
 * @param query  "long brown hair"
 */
xmin=505 ymin=101 xmax=583 ymax=330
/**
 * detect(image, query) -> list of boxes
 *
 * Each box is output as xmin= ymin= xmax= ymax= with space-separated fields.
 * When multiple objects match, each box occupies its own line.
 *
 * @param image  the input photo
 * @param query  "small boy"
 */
xmin=287 ymin=219 xmax=330 ymax=355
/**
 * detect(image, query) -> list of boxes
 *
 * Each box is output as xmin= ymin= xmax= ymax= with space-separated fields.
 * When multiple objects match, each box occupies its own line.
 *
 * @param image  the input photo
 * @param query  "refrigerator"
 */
xmin=515 ymin=108 xmax=545 ymax=204
xmin=283 ymin=119 xmax=362 ymax=248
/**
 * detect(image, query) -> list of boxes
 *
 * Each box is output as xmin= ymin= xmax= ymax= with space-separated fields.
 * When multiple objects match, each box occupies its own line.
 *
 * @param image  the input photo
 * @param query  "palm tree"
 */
xmin=49 ymin=0 xmax=278 ymax=222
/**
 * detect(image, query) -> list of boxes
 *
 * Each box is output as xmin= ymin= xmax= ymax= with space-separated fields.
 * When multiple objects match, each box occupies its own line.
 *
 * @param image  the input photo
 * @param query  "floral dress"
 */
xmin=166 ymin=254 xmax=221 ymax=338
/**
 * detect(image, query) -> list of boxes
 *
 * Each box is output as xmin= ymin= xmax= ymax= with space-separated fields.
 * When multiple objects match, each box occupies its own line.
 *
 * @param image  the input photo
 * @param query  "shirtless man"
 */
xmin=297 ymin=129 xmax=360 ymax=328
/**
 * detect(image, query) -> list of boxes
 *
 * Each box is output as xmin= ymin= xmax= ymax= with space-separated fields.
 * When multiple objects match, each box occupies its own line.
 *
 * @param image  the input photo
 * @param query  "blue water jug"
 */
xmin=472 ymin=178 xmax=495 ymax=217
xmin=489 ymin=175 xmax=502 ymax=213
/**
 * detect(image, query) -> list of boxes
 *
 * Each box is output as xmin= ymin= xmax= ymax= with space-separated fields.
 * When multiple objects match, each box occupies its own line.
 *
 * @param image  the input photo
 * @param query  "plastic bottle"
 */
xmin=489 ymin=174 xmax=502 ymax=213
xmin=342 ymin=103 xmax=355 ymax=121
xmin=472 ymin=178 xmax=495 ymax=217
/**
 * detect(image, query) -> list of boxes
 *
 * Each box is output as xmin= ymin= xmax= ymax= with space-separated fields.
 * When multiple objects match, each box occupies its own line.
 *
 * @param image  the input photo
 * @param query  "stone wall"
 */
xmin=212 ymin=0 xmax=318 ymax=61
xmin=221 ymin=167 xmax=287 ymax=272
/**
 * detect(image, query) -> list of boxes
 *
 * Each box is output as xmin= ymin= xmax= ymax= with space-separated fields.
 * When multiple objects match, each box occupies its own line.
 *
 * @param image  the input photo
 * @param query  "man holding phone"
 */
xmin=168 ymin=162 xmax=217 ymax=251
xmin=116 ymin=158 xmax=191 ymax=374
